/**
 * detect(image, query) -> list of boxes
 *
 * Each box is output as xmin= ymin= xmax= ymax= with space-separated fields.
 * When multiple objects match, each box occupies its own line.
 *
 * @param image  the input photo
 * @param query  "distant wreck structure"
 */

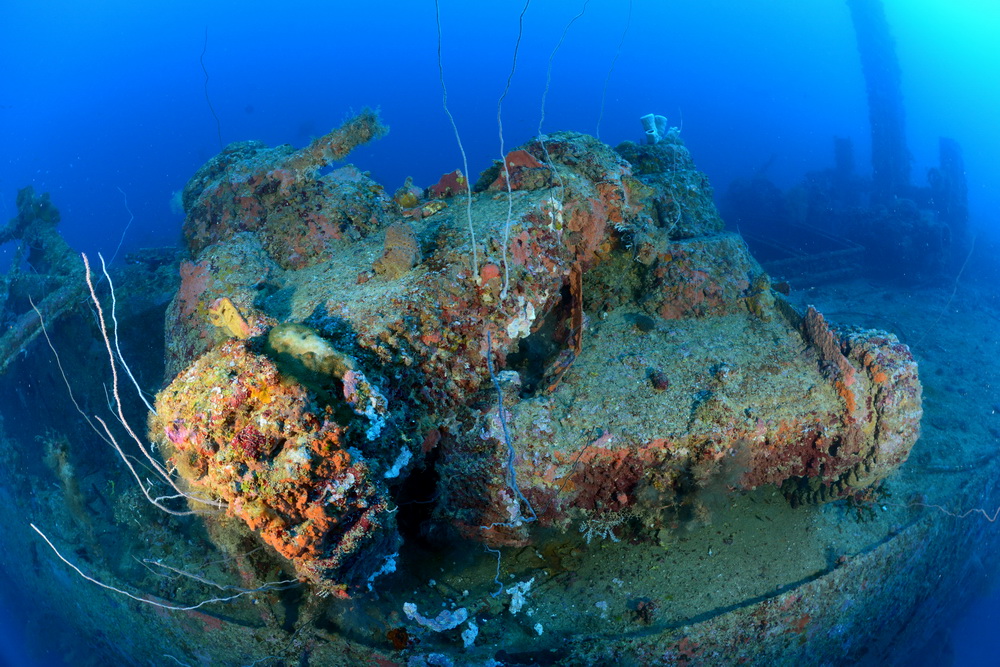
xmin=847 ymin=0 xmax=911 ymax=208
xmin=0 ymin=187 xmax=83 ymax=375
xmin=726 ymin=0 xmax=969 ymax=285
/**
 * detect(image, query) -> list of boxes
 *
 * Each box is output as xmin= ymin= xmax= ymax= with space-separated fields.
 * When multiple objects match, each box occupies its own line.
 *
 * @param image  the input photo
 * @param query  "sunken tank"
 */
xmin=12 ymin=111 xmax=982 ymax=667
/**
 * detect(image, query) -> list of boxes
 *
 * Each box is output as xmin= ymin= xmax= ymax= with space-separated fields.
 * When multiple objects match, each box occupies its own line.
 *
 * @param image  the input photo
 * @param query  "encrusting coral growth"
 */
xmin=152 ymin=338 xmax=398 ymax=597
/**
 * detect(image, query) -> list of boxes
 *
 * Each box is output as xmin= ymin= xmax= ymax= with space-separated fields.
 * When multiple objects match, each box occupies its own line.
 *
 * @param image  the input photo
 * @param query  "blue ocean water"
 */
xmin=3 ymin=0 xmax=996 ymax=258
xmin=0 ymin=1 xmax=873 ymax=259
xmin=2 ymin=1 xmax=999 ymax=664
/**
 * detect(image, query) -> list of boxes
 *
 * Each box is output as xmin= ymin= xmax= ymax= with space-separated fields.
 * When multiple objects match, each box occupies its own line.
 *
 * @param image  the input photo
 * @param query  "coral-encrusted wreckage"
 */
xmin=151 ymin=109 xmax=922 ymax=595
xmin=0 ymin=187 xmax=84 ymax=374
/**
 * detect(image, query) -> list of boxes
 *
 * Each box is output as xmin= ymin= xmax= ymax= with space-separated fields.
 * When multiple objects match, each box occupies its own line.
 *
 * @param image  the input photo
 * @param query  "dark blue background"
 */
xmin=4 ymin=0 xmax=995 ymax=264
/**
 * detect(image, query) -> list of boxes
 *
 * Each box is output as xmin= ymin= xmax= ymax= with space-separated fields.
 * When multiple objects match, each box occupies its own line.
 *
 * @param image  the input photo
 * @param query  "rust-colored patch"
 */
xmin=427 ymin=169 xmax=466 ymax=198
